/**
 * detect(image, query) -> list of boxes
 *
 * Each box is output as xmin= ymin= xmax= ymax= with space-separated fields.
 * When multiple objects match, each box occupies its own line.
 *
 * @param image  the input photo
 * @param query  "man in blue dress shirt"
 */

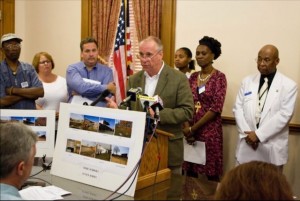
xmin=66 ymin=37 xmax=116 ymax=107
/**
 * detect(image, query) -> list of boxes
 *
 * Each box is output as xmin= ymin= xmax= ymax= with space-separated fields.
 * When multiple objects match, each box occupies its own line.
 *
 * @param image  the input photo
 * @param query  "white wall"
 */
xmin=176 ymin=1 xmax=300 ymax=196
xmin=175 ymin=0 xmax=300 ymax=124
xmin=15 ymin=0 xmax=81 ymax=77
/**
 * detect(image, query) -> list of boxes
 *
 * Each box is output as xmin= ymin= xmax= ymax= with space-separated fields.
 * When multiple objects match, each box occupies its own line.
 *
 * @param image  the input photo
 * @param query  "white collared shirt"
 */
xmin=144 ymin=62 xmax=164 ymax=97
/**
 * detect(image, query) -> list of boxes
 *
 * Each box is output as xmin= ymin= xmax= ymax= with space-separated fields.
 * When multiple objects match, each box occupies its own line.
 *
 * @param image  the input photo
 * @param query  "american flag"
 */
xmin=113 ymin=0 xmax=127 ymax=104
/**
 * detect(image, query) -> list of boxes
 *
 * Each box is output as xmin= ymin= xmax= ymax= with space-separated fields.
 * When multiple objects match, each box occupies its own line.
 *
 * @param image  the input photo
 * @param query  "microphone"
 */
xmin=143 ymin=100 xmax=150 ymax=113
xmin=139 ymin=94 xmax=155 ymax=137
xmin=154 ymin=106 xmax=160 ymax=122
xmin=150 ymin=95 xmax=163 ymax=122
xmin=90 ymin=89 xmax=111 ymax=106
xmin=150 ymin=95 xmax=164 ymax=112
xmin=139 ymin=95 xmax=164 ymax=111
xmin=139 ymin=94 xmax=150 ymax=112
xmin=139 ymin=94 xmax=164 ymax=122
xmin=120 ymin=87 xmax=143 ymax=105
xmin=139 ymin=95 xmax=156 ymax=111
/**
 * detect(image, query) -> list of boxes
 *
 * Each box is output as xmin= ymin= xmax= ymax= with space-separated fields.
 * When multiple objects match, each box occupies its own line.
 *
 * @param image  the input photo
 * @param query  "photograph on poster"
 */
xmin=114 ymin=120 xmax=133 ymax=138
xmin=66 ymin=139 xmax=81 ymax=154
xmin=111 ymin=145 xmax=129 ymax=165
xmin=35 ymin=117 xmax=47 ymax=126
xmin=0 ymin=110 xmax=55 ymax=157
xmin=82 ymin=115 xmax=100 ymax=132
xmin=69 ymin=113 xmax=86 ymax=129
xmin=36 ymin=131 xmax=47 ymax=141
xmin=95 ymin=142 xmax=112 ymax=161
xmin=99 ymin=117 xmax=115 ymax=135
xmin=80 ymin=140 xmax=99 ymax=157
xmin=51 ymin=103 xmax=146 ymax=197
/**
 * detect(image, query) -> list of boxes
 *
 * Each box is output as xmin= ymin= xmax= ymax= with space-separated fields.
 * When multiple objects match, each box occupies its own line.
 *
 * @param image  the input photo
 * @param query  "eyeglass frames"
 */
xmin=137 ymin=49 xmax=161 ymax=61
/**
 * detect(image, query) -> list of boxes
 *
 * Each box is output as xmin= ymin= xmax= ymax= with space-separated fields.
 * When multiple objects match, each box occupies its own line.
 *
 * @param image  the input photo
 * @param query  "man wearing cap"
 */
xmin=0 ymin=33 xmax=44 ymax=109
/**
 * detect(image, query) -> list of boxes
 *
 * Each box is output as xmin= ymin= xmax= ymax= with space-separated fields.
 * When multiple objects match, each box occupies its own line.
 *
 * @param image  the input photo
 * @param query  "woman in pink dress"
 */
xmin=182 ymin=36 xmax=227 ymax=182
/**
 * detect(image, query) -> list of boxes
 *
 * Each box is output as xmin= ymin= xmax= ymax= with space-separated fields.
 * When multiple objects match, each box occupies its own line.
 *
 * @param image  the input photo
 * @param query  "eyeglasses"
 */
xmin=137 ymin=50 xmax=161 ymax=61
xmin=39 ymin=60 xmax=51 ymax=65
xmin=255 ymin=57 xmax=272 ymax=64
xmin=3 ymin=43 xmax=21 ymax=50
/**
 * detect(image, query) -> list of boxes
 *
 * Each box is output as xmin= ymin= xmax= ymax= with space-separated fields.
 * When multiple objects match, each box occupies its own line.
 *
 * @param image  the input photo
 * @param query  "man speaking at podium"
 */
xmin=107 ymin=36 xmax=194 ymax=174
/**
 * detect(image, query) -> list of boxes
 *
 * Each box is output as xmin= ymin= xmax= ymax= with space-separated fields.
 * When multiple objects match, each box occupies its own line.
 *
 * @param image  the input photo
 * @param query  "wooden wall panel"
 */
xmin=0 ymin=0 xmax=15 ymax=60
xmin=160 ymin=0 xmax=176 ymax=67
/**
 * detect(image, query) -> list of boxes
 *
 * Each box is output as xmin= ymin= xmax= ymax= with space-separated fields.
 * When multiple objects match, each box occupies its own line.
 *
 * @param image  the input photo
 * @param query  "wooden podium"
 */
xmin=135 ymin=129 xmax=174 ymax=190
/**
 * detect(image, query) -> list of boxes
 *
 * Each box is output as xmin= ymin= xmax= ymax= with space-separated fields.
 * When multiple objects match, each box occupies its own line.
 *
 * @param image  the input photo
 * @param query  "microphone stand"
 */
xmin=90 ymin=90 xmax=111 ymax=106
xmin=83 ymin=89 xmax=111 ymax=106
xmin=119 ymin=101 xmax=131 ymax=110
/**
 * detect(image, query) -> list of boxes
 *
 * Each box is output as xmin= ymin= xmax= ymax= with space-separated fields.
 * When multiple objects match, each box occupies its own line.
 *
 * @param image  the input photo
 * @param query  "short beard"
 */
xmin=8 ymin=53 xmax=20 ymax=62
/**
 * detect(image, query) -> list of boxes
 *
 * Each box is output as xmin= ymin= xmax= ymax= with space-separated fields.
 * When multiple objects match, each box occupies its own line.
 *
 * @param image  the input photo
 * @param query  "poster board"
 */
xmin=51 ymin=103 xmax=146 ymax=197
xmin=0 ymin=109 xmax=55 ymax=157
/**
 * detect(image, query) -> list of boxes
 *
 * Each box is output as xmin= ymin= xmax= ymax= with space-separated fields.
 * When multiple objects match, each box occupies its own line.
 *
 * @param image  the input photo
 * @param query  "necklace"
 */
xmin=198 ymin=72 xmax=211 ymax=82
xmin=8 ymin=66 xmax=18 ymax=76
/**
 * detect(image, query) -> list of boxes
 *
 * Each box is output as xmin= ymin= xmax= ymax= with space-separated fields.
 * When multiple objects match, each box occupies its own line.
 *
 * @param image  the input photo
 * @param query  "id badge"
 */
xmin=21 ymin=81 xmax=29 ymax=88
xmin=198 ymin=85 xmax=205 ymax=94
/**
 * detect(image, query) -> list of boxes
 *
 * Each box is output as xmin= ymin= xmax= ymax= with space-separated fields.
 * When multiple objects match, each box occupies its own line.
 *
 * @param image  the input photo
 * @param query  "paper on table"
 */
xmin=43 ymin=185 xmax=71 ymax=196
xmin=184 ymin=140 xmax=206 ymax=165
xmin=19 ymin=185 xmax=71 ymax=200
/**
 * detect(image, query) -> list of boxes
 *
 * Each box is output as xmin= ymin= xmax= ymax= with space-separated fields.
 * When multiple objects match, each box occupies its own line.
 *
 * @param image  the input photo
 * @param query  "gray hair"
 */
xmin=0 ymin=122 xmax=37 ymax=178
xmin=140 ymin=36 xmax=163 ymax=51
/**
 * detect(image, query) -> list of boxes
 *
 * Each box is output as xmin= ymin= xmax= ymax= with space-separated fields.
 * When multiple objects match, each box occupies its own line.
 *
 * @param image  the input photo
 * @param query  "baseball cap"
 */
xmin=0 ymin=33 xmax=23 ymax=48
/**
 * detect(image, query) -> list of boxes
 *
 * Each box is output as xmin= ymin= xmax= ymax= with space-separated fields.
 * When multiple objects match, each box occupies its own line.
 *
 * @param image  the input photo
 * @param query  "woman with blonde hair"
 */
xmin=32 ymin=52 xmax=68 ymax=142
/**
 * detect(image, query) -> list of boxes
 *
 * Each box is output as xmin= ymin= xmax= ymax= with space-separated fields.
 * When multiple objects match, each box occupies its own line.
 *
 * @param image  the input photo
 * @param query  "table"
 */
xmin=25 ymin=158 xmax=217 ymax=200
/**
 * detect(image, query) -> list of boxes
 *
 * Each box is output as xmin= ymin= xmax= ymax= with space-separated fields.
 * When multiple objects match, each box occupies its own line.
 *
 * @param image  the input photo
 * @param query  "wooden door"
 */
xmin=0 ymin=0 xmax=15 ymax=60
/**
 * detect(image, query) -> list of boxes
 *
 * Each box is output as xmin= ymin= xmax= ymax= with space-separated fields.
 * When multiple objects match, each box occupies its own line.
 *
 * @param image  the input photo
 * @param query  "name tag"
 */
xmin=21 ymin=81 xmax=29 ymax=88
xmin=244 ymin=91 xmax=252 ymax=96
xmin=198 ymin=85 xmax=205 ymax=94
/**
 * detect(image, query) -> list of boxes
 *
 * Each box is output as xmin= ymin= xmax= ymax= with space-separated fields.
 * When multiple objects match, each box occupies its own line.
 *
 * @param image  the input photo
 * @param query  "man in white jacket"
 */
xmin=233 ymin=44 xmax=298 ymax=172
